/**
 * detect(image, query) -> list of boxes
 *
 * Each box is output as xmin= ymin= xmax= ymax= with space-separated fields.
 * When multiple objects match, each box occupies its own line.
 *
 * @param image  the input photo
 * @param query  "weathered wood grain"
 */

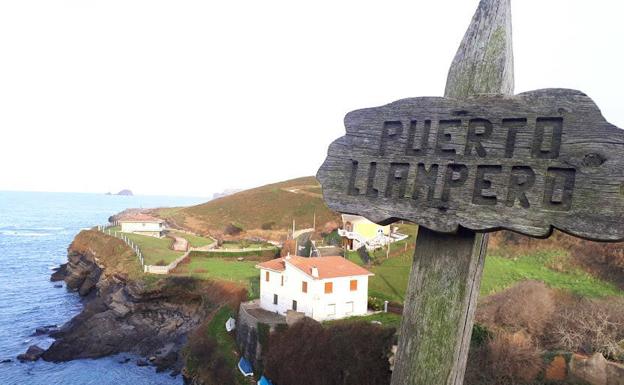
xmin=445 ymin=0 xmax=514 ymax=98
xmin=385 ymin=1 xmax=511 ymax=384
xmin=385 ymin=1 xmax=512 ymax=384
xmin=390 ymin=227 xmax=487 ymax=385
xmin=317 ymin=89 xmax=624 ymax=242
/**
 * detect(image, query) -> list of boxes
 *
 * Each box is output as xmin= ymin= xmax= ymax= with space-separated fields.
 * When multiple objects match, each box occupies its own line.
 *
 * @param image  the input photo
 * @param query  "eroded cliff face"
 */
xmin=43 ymin=230 xmax=245 ymax=374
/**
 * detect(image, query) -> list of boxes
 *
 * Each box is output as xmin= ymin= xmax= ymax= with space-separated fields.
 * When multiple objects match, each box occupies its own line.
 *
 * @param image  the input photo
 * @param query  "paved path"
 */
xmin=171 ymin=236 xmax=189 ymax=252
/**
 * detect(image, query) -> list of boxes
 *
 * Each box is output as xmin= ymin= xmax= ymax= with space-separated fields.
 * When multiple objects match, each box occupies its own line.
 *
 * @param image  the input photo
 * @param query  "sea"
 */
xmin=0 ymin=191 xmax=208 ymax=385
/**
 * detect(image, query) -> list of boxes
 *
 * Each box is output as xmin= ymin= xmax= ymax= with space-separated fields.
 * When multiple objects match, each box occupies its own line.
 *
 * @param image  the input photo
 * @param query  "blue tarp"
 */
xmin=238 ymin=357 xmax=253 ymax=377
xmin=258 ymin=376 xmax=274 ymax=385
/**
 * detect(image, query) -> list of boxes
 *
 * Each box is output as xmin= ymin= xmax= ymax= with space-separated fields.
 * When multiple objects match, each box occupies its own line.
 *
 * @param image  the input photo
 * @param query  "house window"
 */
xmin=302 ymin=281 xmax=308 ymax=293
xmin=327 ymin=304 xmax=336 ymax=316
xmin=273 ymin=294 xmax=278 ymax=305
xmin=292 ymin=300 xmax=297 ymax=311
xmin=265 ymin=271 xmax=270 ymax=282
xmin=281 ymin=276 xmax=284 ymax=286
xmin=350 ymin=279 xmax=358 ymax=291
xmin=346 ymin=301 xmax=354 ymax=315
xmin=324 ymin=282 xmax=333 ymax=294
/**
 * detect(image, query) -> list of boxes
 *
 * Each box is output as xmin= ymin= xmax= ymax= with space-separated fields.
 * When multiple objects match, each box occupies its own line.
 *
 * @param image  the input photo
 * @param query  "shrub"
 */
xmin=155 ymin=259 xmax=168 ymax=266
xmin=280 ymin=240 xmax=296 ymax=257
xmin=465 ymin=331 xmax=543 ymax=385
xmin=224 ymin=223 xmax=243 ymax=236
xmin=261 ymin=221 xmax=275 ymax=230
xmin=324 ymin=230 xmax=342 ymax=246
xmin=263 ymin=318 xmax=395 ymax=385
xmin=546 ymin=297 xmax=624 ymax=361
xmin=565 ymin=237 xmax=624 ymax=286
xmin=368 ymin=296 xmax=385 ymax=311
xmin=471 ymin=323 xmax=492 ymax=347
xmin=477 ymin=281 xmax=556 ymax=337
xmin=188 ymin=248 xmax=279 ymax=260
xmin=184 ymin=326 xmax=234 ymax=385
xmin=302 ymin=239 xmax=312 ymax=257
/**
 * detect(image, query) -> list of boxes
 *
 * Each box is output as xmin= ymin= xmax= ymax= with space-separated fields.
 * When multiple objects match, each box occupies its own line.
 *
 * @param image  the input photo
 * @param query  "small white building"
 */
xmin=118 ymin=214 xmax=165 ymax=238
xmin=256 ymin=255 xmax=373 ymax=322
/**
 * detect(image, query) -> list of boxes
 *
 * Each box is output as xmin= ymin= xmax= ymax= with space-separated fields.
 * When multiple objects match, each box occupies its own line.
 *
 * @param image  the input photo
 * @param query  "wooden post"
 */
xmin=390 ymin=1 xmax=513 ymax=384
xmin=317 ymin=0 xmax=624 ymax=383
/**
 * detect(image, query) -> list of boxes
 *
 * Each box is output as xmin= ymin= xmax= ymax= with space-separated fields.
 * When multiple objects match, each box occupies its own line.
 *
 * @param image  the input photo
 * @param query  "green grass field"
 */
xmin=349 ymin=226 xmax=623 ymax=303
xmin=170 ymin=231 xmax=215 ymax=248
xmin=126 ymin=233 xmax=184 ymax=265
xmin=206 ymin=306 xmax=247 ymax=385
xmin=107 ymin=226 xmax=184 ymax=265
xmin=173 ymin=256 xmax=260 ymax=298
xmin=482 ymin=249 xmax=622 ymax=297
xmin=325 ymin=312 xmax=402 ymax=329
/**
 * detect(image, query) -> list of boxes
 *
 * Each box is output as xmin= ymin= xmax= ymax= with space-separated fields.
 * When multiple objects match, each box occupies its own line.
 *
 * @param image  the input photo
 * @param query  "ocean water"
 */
xmin=0 ymin=191 xmax=207 ymax=385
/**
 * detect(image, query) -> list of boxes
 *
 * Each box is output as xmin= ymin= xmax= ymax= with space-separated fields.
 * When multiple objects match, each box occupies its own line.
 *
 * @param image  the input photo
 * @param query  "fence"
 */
xmin=96 ymin=224 xmax=218 ymax=275
xmin=143 ymin=251 xmax=190 ymax=274
xmin=97 ymin=224 xmax=145 ymax=267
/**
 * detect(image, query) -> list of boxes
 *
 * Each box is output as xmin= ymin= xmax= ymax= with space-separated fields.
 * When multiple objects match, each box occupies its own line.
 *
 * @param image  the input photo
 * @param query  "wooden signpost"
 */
xmin=317 ymin=0 xmax=624 ymax=384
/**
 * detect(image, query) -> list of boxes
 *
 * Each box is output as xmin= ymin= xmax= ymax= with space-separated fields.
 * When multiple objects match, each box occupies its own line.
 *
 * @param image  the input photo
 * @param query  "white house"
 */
xmin=256 ymin=255 xmax=373 ymax=322
xmin=118 ymin=214 xmax=165 ymax=238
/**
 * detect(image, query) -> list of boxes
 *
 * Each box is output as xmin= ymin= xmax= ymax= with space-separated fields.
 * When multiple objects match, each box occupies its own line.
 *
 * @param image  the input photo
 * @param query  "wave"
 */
xmin=0 ymin=230 xmax=53 ymax=237
xmin=0 ymin=226 xmax=64 ymax=231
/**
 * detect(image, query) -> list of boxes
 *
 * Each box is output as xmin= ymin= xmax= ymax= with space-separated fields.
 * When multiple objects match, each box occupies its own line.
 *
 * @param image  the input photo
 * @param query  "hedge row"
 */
xmin=188 ymin=248 xmax=279 ymax=259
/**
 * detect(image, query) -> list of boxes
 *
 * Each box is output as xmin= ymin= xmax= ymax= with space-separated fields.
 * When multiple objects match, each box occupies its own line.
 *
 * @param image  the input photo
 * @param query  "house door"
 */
xmin=292 ymin=300 xmax=297 ymax=311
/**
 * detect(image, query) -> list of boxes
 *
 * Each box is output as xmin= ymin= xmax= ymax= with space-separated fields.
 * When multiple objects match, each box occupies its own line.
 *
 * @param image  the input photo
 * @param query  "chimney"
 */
xmin=311 ymin=266 xmax=319 ymax=278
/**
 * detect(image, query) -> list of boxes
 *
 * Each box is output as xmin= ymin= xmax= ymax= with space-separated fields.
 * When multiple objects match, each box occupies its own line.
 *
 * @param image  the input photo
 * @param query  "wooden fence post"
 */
xmin=390 ymin=1 xmax=513 ymax=384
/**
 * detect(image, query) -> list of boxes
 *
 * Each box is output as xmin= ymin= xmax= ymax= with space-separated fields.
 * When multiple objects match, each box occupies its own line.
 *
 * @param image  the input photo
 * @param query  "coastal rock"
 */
xmin=64 ymin=251 xmax=101 ymax=296
xmin=50 ymin=264 xmax=68 ymax=282
xmin=17 ymin=345 xmax=44 ymax=362
xmin=136 ymin=359 xmax=149 ymax=367
xmin=41 ymin=229 xmax=247 ymax=377
xmin=33 ymin=325 xmax=58 ymax=336
xmin=1 ymin=359 xmax=12 ymax=363
xmin=40 ymin=233 xmax=205 ymax=372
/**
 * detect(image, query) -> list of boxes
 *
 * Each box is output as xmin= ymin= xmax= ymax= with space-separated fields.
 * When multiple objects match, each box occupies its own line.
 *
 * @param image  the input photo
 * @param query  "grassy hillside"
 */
xmin=70 ymin=229 xmax=143 ymax=279
xmin=349 ymin=226 xmax=623 ymax=303
xmin=156 ymin=176 xmax=340 ymax=238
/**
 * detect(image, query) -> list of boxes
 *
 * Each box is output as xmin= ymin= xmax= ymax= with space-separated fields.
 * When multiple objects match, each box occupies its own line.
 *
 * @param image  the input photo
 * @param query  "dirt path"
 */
xmin=281 ymin=185 xmax=322 ymax=198
xmin=171 ymin=236 xmax=189 ymax=252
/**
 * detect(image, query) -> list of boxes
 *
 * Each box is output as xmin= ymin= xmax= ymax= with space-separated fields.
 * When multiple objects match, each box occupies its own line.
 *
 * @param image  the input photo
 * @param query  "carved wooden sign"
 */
xmin=317 ymin=88 xmax=624 ymax=242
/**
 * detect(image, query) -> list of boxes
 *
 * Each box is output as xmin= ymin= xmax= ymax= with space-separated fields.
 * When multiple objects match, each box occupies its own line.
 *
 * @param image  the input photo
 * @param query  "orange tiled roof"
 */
xmin=256 ymin=256 xmax=373 ymax=279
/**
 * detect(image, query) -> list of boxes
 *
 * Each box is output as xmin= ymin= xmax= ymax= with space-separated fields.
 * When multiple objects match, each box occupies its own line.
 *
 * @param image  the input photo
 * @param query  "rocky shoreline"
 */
xmin=19 ymin=230 xmax=212 ymax=376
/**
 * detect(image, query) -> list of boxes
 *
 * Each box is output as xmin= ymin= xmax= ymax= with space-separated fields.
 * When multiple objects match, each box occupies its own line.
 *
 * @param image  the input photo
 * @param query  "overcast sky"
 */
xmin=0 ymin=0 xmax=622 ymax=197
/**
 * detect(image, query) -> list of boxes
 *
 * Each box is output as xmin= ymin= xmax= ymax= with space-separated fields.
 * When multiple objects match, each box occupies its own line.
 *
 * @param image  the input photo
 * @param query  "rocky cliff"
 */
xmin=43 ymin=230 xmax=245 ymax=375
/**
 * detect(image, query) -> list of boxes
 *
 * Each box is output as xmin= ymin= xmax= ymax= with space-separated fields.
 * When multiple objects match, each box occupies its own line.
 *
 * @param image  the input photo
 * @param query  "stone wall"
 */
xmin=235 ymin=300 xmax=286 ymax=368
